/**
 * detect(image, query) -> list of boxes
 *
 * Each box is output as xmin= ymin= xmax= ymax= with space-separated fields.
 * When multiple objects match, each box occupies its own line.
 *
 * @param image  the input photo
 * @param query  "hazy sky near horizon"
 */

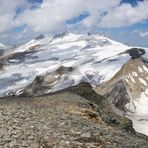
xmin=0 ymin=0 xmax=148 ymax=47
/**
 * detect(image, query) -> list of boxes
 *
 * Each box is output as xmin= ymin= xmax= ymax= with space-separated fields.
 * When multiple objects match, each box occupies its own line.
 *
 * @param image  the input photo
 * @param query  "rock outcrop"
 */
xmin=126 ymin=48 xmax=145 ymax=59
xmin=104 ymin=80 xmax=130 ymax=112
xmin=20 ymin=66 xmax=75 ymax=97
xmin=35 ymin=34 xmax=45 ymax=40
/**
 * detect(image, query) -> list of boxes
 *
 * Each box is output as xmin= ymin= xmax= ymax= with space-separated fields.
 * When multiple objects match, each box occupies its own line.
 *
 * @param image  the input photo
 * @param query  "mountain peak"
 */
xmin=34 ymin=34 xmax=45 ymax=40
xmin=97 ymin=33 xmax=105 ymax=37
xmin=53 ymin=31 xmax=71 ymax=39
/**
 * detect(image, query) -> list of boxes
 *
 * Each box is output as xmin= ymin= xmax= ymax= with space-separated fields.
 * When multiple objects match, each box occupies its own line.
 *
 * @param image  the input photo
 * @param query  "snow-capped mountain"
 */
xmin=0 ymin=32 xmax=148 ymax=135
xmin=0 ymin=32 xmax=130 ymax=96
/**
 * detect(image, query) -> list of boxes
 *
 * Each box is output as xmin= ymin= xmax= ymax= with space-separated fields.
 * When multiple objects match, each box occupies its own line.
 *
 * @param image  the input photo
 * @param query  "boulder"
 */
xmin=126 ymin=48 xmax=145 ymax=59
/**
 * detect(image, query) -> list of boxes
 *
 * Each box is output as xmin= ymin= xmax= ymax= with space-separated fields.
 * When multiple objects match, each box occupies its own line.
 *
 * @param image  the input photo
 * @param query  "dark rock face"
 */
xmin=35 ymin=34 xmax=45 ymax=40
xmin=1 ymin=45 xmax=40 ymax=63
xmin=105 ymin=80 xmax=130 ymax=113
xmin=0 ymin=62 xmax=3 ymax=69
xmin=7 ymin=52 xmax=26 ymax=60
xmin=126 ymin=48 xmax=145 ymax=59
xmin=20 ymin=66 xmax=74 ymax=97
xmin=56 ymin=66 xmax=74 ymax=74
xmin=53 ymin=31 xmax=69 ymax=39
xmin=0 ymin=49 xmax=4 ymax=56
xmin=20 ymin=75 xmax=49 ymax=97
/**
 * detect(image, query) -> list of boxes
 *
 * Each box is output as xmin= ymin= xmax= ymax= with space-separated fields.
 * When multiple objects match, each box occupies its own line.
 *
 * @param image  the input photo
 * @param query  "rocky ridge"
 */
xmin=95 ymin=48 xmax=148 ymax=114
xmin=0 ymin=83 xmax=148 ymax=147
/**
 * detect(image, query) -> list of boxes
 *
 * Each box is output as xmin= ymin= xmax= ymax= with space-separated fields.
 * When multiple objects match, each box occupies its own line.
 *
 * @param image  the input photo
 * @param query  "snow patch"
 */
xmin=143 ymin=65 xmax=148 ymax=73
xmin=127 ymin=89 xmax=148 ymax=136
xmin=139 ymin=78 xmax=147 ymax=86
xmin=138 ymin=67 xmax=143 ymax=73
xmin=129 ymin=73 xmax=136 ymax=83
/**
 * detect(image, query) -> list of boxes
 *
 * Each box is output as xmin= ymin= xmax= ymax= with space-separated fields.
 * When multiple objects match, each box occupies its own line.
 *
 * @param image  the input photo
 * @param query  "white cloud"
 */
xmin=99 ymin=1 xmax=148 ymax=28
xmin=1 ymin=0 xmax=148 ymax=33
xmin=17 ymin=0 xmax=86 ymax=32
xmin=0 ymin=0 xmax=28 ymax=33
xmin=129 ymin=30 xmax=148 ymax=38
xmin=139 ymin=31 xmax=148 ymax=37
xmin=0 ymin=14 xmax=14 ymax=32
xmin=0 ymin=0 xmax=148 ymax=44
xmin=16 ymin=0 xmax=148 ymax=32
xmin=17 ymin=0 xmax=120 ymax=32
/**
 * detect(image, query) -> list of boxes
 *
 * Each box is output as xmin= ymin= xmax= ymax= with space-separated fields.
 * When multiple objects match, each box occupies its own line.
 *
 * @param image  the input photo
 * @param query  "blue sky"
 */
xmin=0 ymin=0 xmax=148 ymax=47
xmin=121 ymin=0 xmax=144 ymax=6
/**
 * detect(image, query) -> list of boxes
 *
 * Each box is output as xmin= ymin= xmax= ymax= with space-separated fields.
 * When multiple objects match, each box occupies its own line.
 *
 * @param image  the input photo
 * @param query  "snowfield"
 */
xmin=127 ymin=89 xmax=148 ymax=136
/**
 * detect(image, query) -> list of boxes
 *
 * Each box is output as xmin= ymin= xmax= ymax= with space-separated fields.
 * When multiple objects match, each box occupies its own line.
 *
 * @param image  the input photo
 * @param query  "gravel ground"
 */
xmin=0 ymin=91 xmax=148 ymax=148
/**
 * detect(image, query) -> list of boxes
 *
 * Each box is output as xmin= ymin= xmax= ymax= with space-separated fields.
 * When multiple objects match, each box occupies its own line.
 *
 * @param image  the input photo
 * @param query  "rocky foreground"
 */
xmin=0 ymin=83 xmax=148 ymax=148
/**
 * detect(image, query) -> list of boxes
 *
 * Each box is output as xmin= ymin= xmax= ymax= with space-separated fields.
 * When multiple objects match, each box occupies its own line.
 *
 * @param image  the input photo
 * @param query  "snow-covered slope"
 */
xmin=0 ymin=32 xmax=130 ymax=96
